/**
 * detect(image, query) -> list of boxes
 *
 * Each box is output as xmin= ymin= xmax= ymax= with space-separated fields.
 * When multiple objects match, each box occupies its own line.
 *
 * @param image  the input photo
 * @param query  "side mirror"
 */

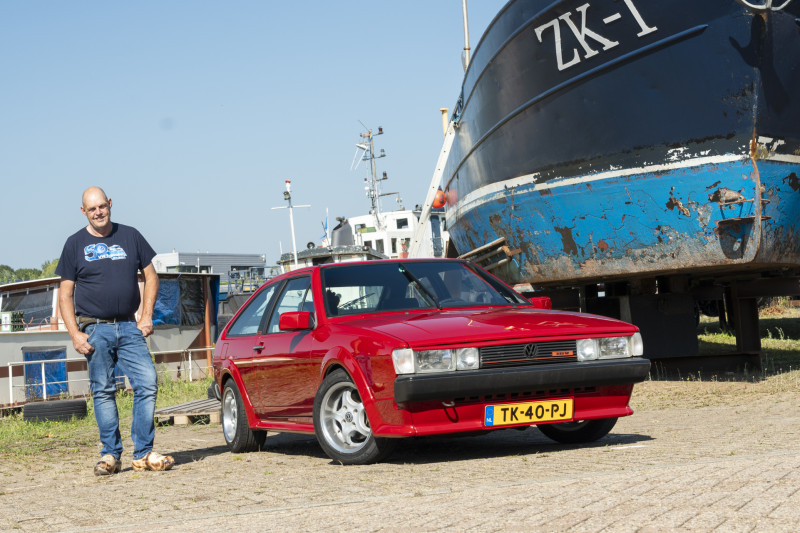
xmin=278 ymin=311 xmax=315 ymax=331
xmin=529 ymin=296 xmax=552 ymax=310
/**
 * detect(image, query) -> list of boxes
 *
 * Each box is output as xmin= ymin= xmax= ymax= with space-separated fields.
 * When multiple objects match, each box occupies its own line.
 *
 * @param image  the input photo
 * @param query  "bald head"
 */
xmin=80 ymin=187 xmax=113 ymax=237
xmin=82 ymin=186 xmax=109 ymax=208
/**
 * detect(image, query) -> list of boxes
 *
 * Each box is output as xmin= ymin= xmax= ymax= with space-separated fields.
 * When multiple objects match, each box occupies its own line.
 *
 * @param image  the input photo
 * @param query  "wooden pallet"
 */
xmin=155 ymin=398 xmax=221 ymax=426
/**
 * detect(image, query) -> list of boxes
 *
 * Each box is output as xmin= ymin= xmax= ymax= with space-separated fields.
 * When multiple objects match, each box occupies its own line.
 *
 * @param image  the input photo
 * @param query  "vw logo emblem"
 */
xmin=524 ymin=343 xmax=537 ymax=358
xmin=345 ymin=412 xmax=353 ymax=423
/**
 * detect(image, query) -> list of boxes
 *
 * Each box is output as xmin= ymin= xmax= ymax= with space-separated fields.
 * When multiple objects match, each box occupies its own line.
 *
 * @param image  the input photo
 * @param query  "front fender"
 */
xmin=319 ymin=348 xmax=412 ymax=436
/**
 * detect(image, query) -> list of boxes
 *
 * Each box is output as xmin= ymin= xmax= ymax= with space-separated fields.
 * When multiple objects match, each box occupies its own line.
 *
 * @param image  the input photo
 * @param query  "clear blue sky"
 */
xmin=0 ymin=1 xmax=507 ymax=270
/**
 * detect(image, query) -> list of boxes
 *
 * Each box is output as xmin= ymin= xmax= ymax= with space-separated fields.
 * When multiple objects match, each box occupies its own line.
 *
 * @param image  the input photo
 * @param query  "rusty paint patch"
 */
xmin=554 ymin=226 xmax=578 ymax=256
xmin=665 ymin=195 xmax=691 ymax=217
xmin=597 ymin=239 xmax=610 ymax=252
xmin=708 ymin=187 xmax=745 ymax=203
xmin=783 ymin=172 xmax=800 ymax=192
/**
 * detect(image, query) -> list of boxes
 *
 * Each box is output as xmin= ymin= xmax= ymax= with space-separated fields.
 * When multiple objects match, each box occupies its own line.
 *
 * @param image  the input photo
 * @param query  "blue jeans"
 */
xmin=85 ymin=321 xmax=157 ymax=460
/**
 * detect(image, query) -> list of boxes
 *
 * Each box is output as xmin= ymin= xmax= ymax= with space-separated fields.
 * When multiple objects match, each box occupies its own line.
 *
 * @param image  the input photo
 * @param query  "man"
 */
xmin=56 ymin=186 xmax=174 ymax=475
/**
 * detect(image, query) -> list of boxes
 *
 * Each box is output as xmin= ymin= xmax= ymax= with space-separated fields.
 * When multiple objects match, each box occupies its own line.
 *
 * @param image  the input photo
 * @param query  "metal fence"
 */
xmin=6 ymin=357 xmax=89 ymax=402
xmin=4 ymin=347 xmax=213 ymax=406
xmin=149 ymin=347 xmax=214 ymax=382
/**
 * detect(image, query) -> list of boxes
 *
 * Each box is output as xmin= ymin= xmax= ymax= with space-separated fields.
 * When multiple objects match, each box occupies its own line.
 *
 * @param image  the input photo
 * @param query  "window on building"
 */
xmin=1 ymin=287 xmax=53 ymax=328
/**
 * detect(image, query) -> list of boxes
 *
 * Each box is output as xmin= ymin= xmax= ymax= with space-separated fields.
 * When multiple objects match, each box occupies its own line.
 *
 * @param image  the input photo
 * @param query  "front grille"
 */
xmin=480 ymin=340 xmax=578 ymax=368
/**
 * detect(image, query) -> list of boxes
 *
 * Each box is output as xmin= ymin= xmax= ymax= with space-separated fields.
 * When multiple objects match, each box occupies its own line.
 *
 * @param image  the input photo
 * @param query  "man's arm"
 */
xmin=137 ymin=263 xmax=159 ymax=337
xmin=58 ymin=279 xmax=94 ymax=355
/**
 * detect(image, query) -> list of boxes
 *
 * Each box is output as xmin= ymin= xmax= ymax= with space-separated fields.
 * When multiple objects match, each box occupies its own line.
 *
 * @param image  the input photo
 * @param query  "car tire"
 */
xmin=537 ymin=417 xmax=618 ymax=444
xmin=23 ymin=399 xmax=88 ymax=422
xmin=313 ymin=369 xmax=397 ymax=465
xmin=221 ymin=379 xmax=266 ymax=453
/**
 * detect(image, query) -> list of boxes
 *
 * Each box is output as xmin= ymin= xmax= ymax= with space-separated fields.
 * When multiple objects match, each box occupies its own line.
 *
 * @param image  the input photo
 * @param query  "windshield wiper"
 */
xmin=398 ymin=264 xmax=441 ymax=310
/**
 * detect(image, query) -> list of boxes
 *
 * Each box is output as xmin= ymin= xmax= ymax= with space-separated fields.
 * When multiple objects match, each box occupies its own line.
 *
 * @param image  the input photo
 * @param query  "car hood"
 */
xmin=337 ymin=307 xmax=638 ymax=347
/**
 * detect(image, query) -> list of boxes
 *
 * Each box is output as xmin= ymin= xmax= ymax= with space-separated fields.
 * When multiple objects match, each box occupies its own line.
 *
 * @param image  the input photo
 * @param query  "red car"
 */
xmin=212 ymin=259 xmax=649 ymax=464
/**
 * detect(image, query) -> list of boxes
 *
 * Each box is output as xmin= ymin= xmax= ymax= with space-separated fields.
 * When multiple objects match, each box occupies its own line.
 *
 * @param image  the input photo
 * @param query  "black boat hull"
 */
xmin=443 ymin=0 xmax=800 ymax=286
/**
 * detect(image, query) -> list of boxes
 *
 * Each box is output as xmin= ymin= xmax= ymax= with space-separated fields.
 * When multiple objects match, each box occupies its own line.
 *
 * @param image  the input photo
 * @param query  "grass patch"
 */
xmin=0 ymin=410 xmax=97 ymax=459
xmin=632 ymin=306 xmax=800 ymax=410
xmin=0 ymin=376 xmax=212 ymax=458
xmin=697 ymin=307 xmax=800 ymax=375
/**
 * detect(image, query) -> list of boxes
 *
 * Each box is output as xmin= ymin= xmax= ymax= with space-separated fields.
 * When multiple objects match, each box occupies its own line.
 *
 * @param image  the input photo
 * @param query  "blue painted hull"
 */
xmin=444 ymin=0 xmax=800 ymax=285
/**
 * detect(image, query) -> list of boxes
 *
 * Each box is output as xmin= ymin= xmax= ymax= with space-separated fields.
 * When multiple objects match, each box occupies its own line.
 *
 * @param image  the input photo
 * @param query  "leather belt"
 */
xmin=77 ymin=315 xmax=136 ymax=332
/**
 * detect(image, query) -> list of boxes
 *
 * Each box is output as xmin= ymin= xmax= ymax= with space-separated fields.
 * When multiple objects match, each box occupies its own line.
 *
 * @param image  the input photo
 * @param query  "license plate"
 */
xmin=484 ymin=398 xmax=573 ymax=427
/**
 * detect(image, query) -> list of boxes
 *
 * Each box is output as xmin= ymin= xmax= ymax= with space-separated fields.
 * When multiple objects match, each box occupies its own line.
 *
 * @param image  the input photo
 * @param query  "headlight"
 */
xmin=576 ymin=339 xmax=598 ymax=361
xmin=599 ymin=336 xmax=629 ymax=358
xmin=416 ymin=349 xmax=454 ymax=373
xmin=456 ymin=347 xmax=480 ymax=370
xmin=576 ymin=334 xmax=643 ymax=361
xmin=391 ymin=347 xmax=480 ymax=374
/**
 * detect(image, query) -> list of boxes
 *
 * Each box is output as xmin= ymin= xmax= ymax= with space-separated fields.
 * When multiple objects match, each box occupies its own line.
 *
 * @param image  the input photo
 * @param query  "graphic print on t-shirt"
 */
xmin=84 ymin=243 xmax=128 ymax=262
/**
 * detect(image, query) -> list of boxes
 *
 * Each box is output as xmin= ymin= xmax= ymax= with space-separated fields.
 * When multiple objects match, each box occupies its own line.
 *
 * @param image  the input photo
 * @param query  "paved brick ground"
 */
xmin=2 ymin=392 xmax=799 ymax=532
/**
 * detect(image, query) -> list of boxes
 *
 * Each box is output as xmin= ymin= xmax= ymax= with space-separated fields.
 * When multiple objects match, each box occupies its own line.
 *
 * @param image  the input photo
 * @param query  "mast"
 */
xmin=462 ymin=0 xmax=471 ymax=71
xmin=357 ymin=126 xmax=387 ymax=228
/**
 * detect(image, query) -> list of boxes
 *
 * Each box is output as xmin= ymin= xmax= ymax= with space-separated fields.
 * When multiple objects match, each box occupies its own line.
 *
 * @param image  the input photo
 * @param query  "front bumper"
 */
xmin=393 ymin=357 xmax=651 ymax=404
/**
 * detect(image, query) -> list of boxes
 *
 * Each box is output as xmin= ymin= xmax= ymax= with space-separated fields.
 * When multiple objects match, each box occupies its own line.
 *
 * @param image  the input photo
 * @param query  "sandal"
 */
xmin=131 ymin=451 xmax=175 ymax=471
xmin=94 ymin=454 xmax=121 ymax=476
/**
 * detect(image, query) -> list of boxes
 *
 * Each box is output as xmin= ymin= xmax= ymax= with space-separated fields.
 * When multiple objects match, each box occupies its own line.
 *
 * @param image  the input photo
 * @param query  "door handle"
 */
xmin=252 ymin=345 xmax=265 ymax=353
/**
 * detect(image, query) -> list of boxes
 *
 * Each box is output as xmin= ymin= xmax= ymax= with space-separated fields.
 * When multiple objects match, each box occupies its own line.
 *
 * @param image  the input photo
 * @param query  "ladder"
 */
xmin=408 ymin=122 xmax=457 ymax=257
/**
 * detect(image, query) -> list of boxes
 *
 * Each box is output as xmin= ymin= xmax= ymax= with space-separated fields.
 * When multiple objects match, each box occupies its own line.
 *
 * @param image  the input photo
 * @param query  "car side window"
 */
xmin=226 ymin=284 xmax=278 ymax=337
xmin=267 ymin=277 xmax=312 ymax=333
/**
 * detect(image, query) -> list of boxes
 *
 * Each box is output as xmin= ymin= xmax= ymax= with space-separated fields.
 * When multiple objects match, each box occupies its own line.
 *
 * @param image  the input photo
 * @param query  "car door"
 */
xmin=257 ymin=275 xmax=318 ymax=420
xmin=220 ymin=282 xmax=280 ymax=418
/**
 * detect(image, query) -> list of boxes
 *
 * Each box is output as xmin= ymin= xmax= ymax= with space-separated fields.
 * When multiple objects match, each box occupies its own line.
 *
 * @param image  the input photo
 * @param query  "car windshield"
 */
xmin=321 ymin=261 xmax=528 ymax=317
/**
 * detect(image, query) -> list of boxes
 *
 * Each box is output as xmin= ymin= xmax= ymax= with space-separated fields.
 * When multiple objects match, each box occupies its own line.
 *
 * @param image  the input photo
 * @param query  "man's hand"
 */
xmin=137 ymin=318 xmax=154 ymax=338
xmin=72 ymin=331 xmax=95 ymax=355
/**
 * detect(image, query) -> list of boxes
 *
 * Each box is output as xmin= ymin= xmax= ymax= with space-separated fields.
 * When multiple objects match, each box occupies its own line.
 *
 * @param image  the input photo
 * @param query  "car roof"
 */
xmin=275 ymin=258 xmax=469 ymax=279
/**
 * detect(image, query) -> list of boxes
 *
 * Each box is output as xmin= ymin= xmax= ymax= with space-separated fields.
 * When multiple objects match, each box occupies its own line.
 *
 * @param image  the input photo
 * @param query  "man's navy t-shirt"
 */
xmin=56 ymin=223 xmax=156 ymax=319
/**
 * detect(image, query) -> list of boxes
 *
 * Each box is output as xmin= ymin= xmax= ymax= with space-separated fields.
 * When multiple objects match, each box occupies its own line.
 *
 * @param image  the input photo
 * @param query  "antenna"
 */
xmin=271 ymin=180 xmax=311 ymax=268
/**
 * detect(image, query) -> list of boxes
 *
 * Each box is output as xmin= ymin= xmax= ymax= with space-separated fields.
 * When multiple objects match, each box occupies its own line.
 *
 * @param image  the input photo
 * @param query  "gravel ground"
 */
xmin=2 ymin=381 xmax=799 ymax=532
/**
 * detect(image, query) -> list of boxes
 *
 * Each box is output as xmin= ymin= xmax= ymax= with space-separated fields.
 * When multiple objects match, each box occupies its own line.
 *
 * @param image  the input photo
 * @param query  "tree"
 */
xmin=41 ymin=259 xmax=59 ymax=278
xmin=14 ymin=268 xmax=42 ymax=281
xmin=0 ymin=265 xmax=14 ymax=283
